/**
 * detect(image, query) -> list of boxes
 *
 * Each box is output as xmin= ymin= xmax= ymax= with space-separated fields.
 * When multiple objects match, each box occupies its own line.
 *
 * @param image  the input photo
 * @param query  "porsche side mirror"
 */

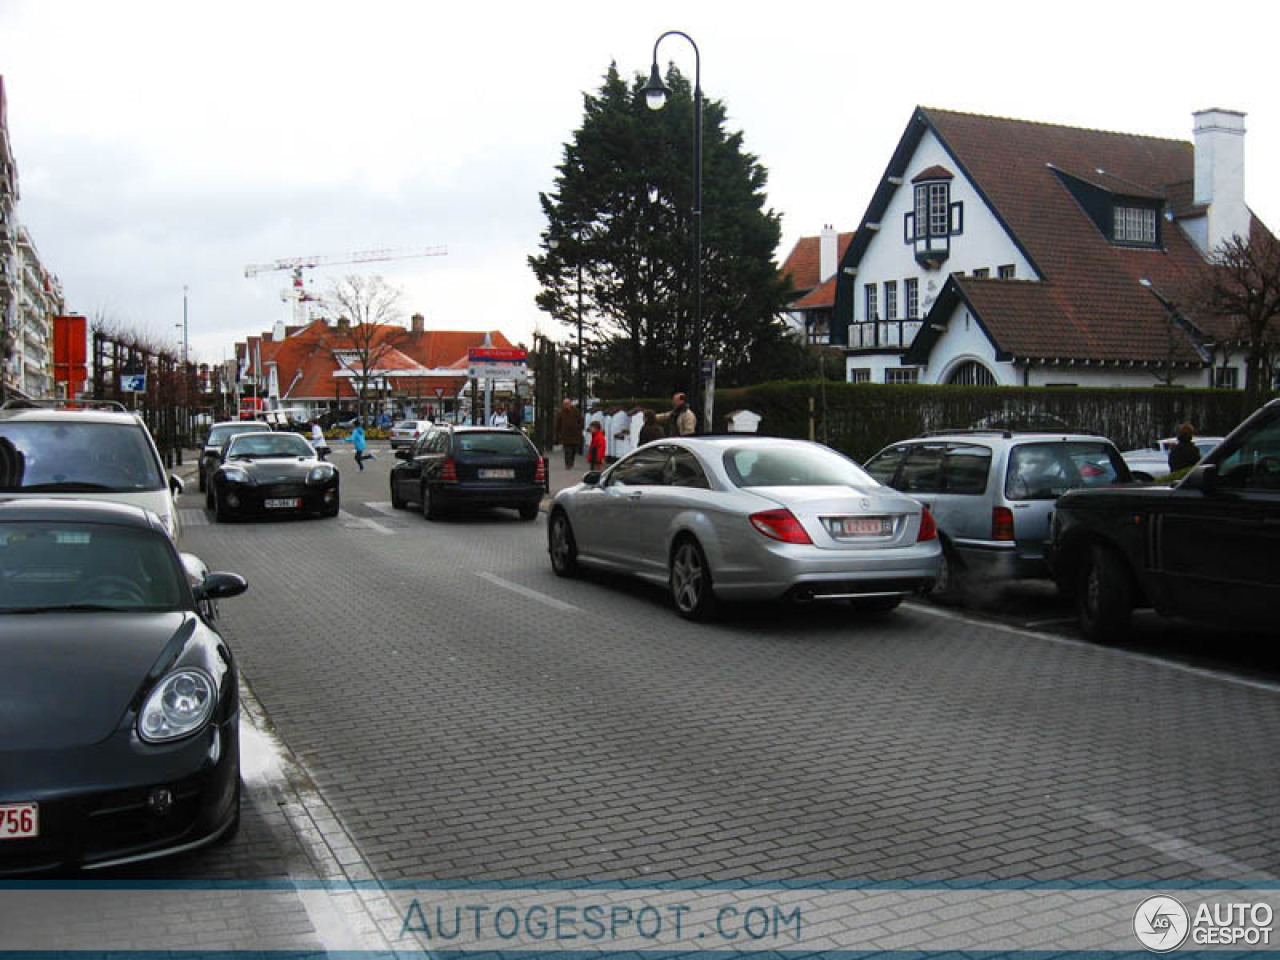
xmin=169 ymin=474 xmax=185 ymax=496
xmin=582 ymin=471 xmax=602 ymax=486
xmin=196 ymin=572 xmax=248 ymax=601
xmin=395 ymin=449 xmax=412 ymax=461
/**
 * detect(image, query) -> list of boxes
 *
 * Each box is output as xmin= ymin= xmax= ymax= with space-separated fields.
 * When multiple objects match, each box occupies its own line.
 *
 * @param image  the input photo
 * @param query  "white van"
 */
xmin=0 ymin=403 xmax=184 ymax=540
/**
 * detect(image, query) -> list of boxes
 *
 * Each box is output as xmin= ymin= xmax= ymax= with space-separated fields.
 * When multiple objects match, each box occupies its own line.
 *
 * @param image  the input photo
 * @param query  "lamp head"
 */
xmin=640 ymin=62 xmax=670 ymax=111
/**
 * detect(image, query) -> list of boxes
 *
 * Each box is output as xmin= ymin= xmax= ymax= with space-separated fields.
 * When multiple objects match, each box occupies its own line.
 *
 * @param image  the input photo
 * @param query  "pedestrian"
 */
xmin=507 ymin=397 xmax=525 ymax=429
xmin=349 ymin=422 xmax=376 ymax=471
xmin=554 ymin=398 xmax=585 ymax=469
xmin=1168 ymin=422 xmax=1200 ymax=473
xmin=309 ymin=419 xmax=331 ymax=461
xmin=655 ymin=392 xmax=696 ymax=436
xmin=639 ymin=409 xmax=663 ymax=445
xmin=489 ymin=406 xmax=509 ymax=428
xmin=586 ymin=421 xmax=607 ymax=472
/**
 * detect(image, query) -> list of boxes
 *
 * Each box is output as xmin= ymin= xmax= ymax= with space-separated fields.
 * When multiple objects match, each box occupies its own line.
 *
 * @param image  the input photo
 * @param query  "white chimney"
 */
xmin=1193 ymin=108 xmax=1249 ymax=252
xmin=818 ymin=224 xmax=838 ymax=283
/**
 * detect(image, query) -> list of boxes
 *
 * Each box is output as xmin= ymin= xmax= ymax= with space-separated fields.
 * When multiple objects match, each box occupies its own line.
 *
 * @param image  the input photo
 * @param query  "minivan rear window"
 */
xmin=1005 ymin=442 xmax=1124 ymax=500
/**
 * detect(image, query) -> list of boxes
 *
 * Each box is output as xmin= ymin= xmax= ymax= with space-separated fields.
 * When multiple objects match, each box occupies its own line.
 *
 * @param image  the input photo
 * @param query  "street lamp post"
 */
xmin=640 ymin=30 xmax=703 ymax=433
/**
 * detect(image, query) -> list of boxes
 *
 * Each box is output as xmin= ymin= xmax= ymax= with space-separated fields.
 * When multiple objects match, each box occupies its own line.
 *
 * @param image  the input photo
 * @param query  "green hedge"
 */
xmin=601 ymin=383 xmax=1275 ymax=462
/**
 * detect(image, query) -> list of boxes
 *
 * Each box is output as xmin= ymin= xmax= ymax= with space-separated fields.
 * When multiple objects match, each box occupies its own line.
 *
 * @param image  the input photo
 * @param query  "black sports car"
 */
xmin=0 ymin=498 xmax=247 ymax=874
xmin=206 ymin=431 xmax=339 ymax=521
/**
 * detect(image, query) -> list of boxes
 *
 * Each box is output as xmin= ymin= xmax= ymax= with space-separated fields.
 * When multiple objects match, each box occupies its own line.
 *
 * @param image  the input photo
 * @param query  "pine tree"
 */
xmin=530 ymin=63 xmax=799 ymax=396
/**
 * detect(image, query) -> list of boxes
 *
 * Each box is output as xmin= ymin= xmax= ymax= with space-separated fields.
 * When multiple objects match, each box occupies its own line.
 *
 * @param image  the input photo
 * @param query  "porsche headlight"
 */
xmin=220 ymin=466 xmax=252 ymax=484
xmin=307 ymin=464 xmax=336 ymax=485
xmin=138 ymin=668 xmax=216 ymax=742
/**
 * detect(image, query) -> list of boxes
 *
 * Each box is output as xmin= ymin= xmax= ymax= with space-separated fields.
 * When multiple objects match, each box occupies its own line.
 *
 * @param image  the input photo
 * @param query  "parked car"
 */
xmin=547 ymin=437 xmax=940 ymax=620
xmin=1121 ymin=436 xmax=1225 ymax=481
xmin=863 ymin=429 xmax=1131 ymax=603
xmin=0 ymin=498 xmax=247 ymax=873
xmin=0 ymin=401 xmax=184 ymax=541
xmin=198 ymin=421 xmax=275 ymax=492
xmin=205 ymin=431 xmax=339 ymax=521
xmin=390 ymin=425 xmax=545 ymax=521
xmin=389 ymin=419 xmax=433 ymax=450
xmin=1049 ymin=399 xmax=1280 ymax=641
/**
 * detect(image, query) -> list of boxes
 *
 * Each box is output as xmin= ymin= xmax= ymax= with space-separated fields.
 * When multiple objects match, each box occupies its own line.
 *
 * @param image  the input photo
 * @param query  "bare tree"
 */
xmin=1199 ymin=230 xmax=1280 ymax=403
xmin=323 ymin=274 xmax=405 ymax=422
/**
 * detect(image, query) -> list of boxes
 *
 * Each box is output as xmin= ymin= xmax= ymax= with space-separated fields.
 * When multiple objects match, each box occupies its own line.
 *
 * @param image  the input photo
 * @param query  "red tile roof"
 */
xmin=779 ymin=231 xmax=855 ymax=298
xmin=235 ymin=323 xmax=518 ymax=402
xmin=792 ymin=276 xmax=838 ymax=310
xmin=912 ymin=164 xmax=954 ymax=182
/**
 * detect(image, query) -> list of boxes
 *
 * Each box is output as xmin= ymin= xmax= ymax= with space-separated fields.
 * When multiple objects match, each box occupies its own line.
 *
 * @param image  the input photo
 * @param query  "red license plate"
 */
xmin=0 ymin=803 xmax=38 ymax=839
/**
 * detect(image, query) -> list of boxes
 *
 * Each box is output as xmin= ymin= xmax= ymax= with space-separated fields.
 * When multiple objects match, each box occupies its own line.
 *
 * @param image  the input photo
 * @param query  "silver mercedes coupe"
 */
xmin=547 ymin=436 xmax=941 ymax=619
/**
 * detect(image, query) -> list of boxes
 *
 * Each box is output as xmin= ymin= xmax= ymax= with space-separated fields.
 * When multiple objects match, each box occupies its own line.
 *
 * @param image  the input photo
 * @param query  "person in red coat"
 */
xmin=586 ymin=421 xmax=607 ymax=471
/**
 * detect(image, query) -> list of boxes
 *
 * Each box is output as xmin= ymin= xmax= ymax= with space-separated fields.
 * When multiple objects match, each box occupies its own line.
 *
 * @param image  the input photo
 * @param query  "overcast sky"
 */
xmin=2 ymin=0 xmax=1277 ymax=366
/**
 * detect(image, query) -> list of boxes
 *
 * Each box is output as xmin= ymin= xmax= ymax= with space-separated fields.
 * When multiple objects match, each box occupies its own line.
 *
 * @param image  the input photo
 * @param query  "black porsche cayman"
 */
xmin=206 ymin=430 xmax=339 ymax=521
xmin=0 ymin=498 xmax=247 ymax=874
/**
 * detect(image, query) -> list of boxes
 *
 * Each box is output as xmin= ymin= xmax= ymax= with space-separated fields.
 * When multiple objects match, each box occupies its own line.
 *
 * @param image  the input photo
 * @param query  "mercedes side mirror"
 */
xmin=169 ymin=474 xmax=185 ymax=496
xmin=582 ymin=471 xmax=602 ymax=486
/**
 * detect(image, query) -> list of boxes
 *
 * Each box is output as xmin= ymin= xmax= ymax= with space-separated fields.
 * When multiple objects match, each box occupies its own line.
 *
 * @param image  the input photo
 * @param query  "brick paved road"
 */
xmin=176 ymin=451 xmax=1280 ymax=884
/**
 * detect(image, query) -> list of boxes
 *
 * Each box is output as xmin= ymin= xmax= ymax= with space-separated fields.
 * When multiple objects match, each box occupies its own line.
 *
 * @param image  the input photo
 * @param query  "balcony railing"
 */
xmin=848 ymin=320 xmax=922 ymax=350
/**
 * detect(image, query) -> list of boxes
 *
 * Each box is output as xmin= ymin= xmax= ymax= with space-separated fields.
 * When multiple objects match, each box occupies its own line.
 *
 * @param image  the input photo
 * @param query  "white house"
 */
xmin=831 ymin=106 xmax=1269 ymax=389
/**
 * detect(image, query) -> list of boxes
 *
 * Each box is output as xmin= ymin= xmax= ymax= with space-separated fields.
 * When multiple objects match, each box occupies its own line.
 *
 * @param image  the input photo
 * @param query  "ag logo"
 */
xmin=1134 ymin=895 xmax=1190 ymax=952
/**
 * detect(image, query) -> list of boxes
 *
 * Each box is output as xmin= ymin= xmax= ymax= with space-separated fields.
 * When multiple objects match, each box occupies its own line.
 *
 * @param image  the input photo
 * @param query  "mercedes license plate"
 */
xmin=0 ymin=803 xmax=38 ymax=839
xmin=478 ymin=469 xmax=515 ymax=480
xmin=265 ymin=498 xmax=301 ymax=509
xmin=832 ymin=516 xmax=891 ymax=537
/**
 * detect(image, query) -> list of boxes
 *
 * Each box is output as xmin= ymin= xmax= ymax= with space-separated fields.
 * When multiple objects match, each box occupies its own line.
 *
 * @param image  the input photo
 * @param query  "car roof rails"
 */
xmin=1 ymin=398 xmax=129 ymax=412
xmin=918 ymin=428 xmax=1015 ymax=439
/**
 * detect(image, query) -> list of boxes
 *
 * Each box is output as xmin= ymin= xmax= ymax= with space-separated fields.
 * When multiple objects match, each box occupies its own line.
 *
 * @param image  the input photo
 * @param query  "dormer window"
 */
xmin=1114 ymin=205 xmax=1157 ymax=245
xmin=904 ymin=166 xmax=963 ymax=268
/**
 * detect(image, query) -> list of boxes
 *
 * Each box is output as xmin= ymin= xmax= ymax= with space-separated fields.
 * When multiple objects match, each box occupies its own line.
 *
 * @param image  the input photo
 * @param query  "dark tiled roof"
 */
xmin=912 ymin=164 xmax=954 ymax=182
xmin=912 ymin=107 xmax=1246 ymax=363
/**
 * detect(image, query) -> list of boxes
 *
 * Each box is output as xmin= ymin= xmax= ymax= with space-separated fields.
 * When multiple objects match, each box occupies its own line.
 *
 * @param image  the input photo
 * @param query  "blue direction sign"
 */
xmin=120 ymin=373 xmax=147 ymax=393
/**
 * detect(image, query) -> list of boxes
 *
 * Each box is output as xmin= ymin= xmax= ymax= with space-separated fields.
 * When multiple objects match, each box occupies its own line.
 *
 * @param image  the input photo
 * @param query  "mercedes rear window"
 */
xmin=453 ymin=433 xmax=534 ymax=456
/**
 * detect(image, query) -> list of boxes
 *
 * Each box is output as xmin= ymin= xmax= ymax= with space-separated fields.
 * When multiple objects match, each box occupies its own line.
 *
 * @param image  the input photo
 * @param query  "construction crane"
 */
xmin=244 ymin=245 xmax=448 ymax=327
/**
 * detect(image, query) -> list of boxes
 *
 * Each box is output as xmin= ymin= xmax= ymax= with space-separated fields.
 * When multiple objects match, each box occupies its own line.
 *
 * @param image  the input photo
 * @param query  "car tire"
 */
xmin=421 ymin=483 xmax=442 ymax=521
xmin=390 ymin=479 xmax=406 ymax=510
xmin=198 ymin=469 xmax=207 ymax=494
xmin=851 ymin=595 xmax=903 ymax=613
xmin=518 ymin=502 xmax=539 ymax=522
xmin=548 ymin=510 xmax=579 ymax=576
xmin=670 ymin=537 xmax=717 ymax=621
xmin=927 ymin=542 xmax=967 ymax=606
xmin=1078 ymin=543 xmax=1132 ymax=643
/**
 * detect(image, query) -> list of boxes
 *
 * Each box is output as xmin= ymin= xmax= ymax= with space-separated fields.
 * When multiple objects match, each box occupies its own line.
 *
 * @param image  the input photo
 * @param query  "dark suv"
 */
xmin=1050 ymin=398 xmax=1280 ymax=641
xmin=389 ymin=425 xmax=546 ymax=521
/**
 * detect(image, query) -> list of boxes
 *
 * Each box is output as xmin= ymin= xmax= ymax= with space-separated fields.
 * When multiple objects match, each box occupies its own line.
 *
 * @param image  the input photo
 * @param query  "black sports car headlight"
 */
xmin=220 ymin=466 xmax=254 ymax=485
xmin=307 ymin=464 xmax=336 ymax=485
xmin=138 ymin=668 xmax=216 ymax=742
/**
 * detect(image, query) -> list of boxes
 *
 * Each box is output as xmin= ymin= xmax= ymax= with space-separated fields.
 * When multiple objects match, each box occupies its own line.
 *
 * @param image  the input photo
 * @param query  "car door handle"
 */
xmin=627 ymin=491 xmax=644 ymax=500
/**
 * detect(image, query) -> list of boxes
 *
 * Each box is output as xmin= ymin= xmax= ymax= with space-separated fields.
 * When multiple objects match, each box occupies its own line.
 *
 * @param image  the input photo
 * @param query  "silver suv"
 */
xmin=863 ymin=429 xmax=1130 ymax=602
xmin=0 ymin=402 xmax=184 ymax=540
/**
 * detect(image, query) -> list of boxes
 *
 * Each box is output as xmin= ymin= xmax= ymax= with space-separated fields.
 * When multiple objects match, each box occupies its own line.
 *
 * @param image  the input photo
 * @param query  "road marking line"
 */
xmin=1080 ymin=804 xmax=1275 ymax=880
xmin=905 ymin=601 xmax=1280 ymax=695
xmin=338 ymin=510 xmax=395 ymax=535
xmin=178 ymin=508 xmax=208 ymax=527
xmin=476 ymin=571 xmax=580 ymax=612
xmin=365 ymin=501 xmax=400 ymax=517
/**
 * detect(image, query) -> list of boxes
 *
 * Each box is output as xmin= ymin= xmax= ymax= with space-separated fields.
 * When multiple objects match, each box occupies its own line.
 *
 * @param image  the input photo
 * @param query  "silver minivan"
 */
xmin=864 ymin=430 xmax=1131 ymax=601
xmin=0 ymin=403 xmax=185 ymax=541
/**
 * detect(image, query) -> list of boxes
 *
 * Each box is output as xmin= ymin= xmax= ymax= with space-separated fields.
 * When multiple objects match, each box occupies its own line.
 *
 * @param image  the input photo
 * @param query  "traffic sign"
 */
xmin=120 ymin=373 xmax=147 ymax=393
xmin=433 ymin=387 xmax=446 ymax=399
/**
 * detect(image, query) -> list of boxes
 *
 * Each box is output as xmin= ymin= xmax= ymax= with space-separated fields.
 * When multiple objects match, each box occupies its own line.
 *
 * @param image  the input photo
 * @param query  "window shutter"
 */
xmin=949 ymin=202 xmax=964 ymax=236
xmin=904 ymin=212 xmax=915 ymax=243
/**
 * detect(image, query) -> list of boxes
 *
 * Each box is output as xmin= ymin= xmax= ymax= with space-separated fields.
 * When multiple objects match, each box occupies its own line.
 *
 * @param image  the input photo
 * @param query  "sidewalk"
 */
xmin=543 ymin=448 xmax=593 ymax=499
